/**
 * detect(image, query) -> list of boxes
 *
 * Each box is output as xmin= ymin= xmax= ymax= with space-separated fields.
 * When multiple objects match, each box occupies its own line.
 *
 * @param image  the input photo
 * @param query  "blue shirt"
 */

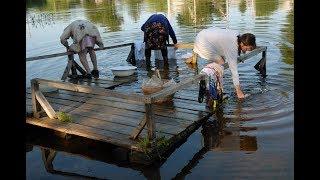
xmin=141 ymin=14 xmax=177 ymax=44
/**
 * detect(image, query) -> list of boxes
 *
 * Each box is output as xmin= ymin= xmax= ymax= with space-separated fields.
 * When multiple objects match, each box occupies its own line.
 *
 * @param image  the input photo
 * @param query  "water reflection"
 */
xmin=83 ymin=0 xmax=123 ymax=32
xmin=172 ymin=107 xmax=257 ymax=179
xmin=280 ymin=8 xmax=294 ymax=65
xmin=239 ymin=0 xmax=247 ymax=14
xmin=176 ymin=0 xmax=217 ymax=27
xmin=145 ymin=0 xmax=167 ymax=13
xmin=255 ymin=0 xmax=279 ymax=16
xmin=124 ymin=0 xmax=143 ymax=22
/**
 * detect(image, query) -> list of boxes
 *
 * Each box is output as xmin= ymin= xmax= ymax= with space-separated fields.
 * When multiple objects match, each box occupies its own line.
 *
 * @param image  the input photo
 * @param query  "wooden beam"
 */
xmin=167 ymin=43 xmax=194 ymax=49
xmin=73 ymin=60 xmax=87 ymax=75
xmin=237 ymin=46 xmax=267 ymax=63
xmin=31 ymin=79 xmax=41 ymax=118
xmin=145 ymin=103 xmax=155 ymax=140
xmin=223 ymin=46 xmax=267 ymax=69
xmin=130 ymin=118 xmax=147 ymax=140
xmin=35 ymin=90 xmax=57 ymax=119
xmin=150 ymin=74 xmax=205 ymax=103
xmin=33 ymin=78 xmax=148 ymax=103
xmin=26 ymin=43 xmax=134 ymax=62
xmin=61 ymin=58 xmax=73 ymax=81
xmin=126 ymin=44 xmax=135 ymax=63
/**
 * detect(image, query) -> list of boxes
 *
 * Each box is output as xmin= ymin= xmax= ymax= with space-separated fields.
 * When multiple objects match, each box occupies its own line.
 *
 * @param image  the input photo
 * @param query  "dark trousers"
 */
xmin=145 ymin=47 xmax=168 ymax=61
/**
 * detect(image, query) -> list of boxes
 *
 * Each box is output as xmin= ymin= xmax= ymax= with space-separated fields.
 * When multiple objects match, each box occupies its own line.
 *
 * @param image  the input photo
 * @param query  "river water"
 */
xmin=26 ymin=0 xmax=294 ymax=179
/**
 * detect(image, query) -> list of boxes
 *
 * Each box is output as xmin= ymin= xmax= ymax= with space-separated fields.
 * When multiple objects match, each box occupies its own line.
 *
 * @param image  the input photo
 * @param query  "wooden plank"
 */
xmin=33 ymin=78 xmax=148 ymax=103
xmin=26 ymin=117 xmax=143 ymax=151
xmin=73 ymin=60 xmax=87 ymax=75
xmin=35 ymin=90 xmax=57 ymax=119
xmin=27 ymin=93 xmax=195 ymax=137
xmin=31 ymin=80 xmax=41 ymax=118
xmin=145 ymin=103 xmax=155 ymax=140
xmin=27 ymin=92 xmax=189 ymax=136
xmin=27 ymin=89 xmax=207 ymax=122
xmin=126 ymin=45 xmax=135 ymax=63
xmin=150 ymin=74 xmax=205 ymax=103
xmin=61 ymin=58 xmax=73 ymax=81
xmin=168 ymin=43 xmax=194 ymax=49
xmin=69 ymin=109 xmax=178 ymax=136
xmin=26 ymin=43 xmax=134 ymax=62
xmin=130 ymin=118 xmax=147 ymax=140
xmin=237 ymin=46 xmax=267 ymax=63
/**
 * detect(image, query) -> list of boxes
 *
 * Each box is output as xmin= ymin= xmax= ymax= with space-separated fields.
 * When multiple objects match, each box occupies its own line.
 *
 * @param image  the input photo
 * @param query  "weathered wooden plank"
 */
xmin=150 ymin=74 xmax=205 ymax=103
xmin=26 ymin=43 xmax=134 ymax=62
xmin=35 ymin=90 xmax=57 ymax=119
xmin=27 ymin=94 xmax=193 ymax=128
xmin=130 ymin=118 xmax=147 ymax=140
xmin=31 ymin=80 xmax=41 ymax=118
xmin=126 ymin=44 xmax=135 ymax=63
xmin=69 ymin=109 xmax=180 ymax=136
xmin=73 ymin=60 xmax=87 ymax=75
xmin=33 ymin=78 xmax=148 ymax=103
xmin=237 ymin=46 xmax=267 ymax=63
xmin=61 ymin=58 xmax=73 ymax=81
xmin=26 ymin=117 xmax=143 ymax=151
xmin=145 ymin=103 xmax=155 ymax=140
xmin=27 ymin=89 xmax=205 ymax=121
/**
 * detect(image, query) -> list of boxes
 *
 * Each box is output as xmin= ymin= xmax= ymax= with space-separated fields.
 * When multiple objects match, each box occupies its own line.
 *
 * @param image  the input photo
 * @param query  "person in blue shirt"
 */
xmin=141 ymin=14 xmax=178 ymax=64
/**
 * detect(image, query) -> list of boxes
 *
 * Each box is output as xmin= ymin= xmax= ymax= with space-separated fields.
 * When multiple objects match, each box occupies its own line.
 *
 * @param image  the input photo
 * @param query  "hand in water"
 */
xmin=236 ymin=89 xmax=245 ymax=99
xmin=173 ymin=43 xmax=178 ymax=50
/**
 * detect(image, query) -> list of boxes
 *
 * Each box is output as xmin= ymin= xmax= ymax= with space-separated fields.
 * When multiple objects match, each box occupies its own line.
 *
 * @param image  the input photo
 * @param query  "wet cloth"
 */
xmin=193 ymin=27 xmax=240 ymax=87
xmin=81 ymin=35 xmax=96 ymax=51
xmin=144 ymin=22 xmax=168 ymax=49
xmin=200 ymin=62 xmax=224 ymax=99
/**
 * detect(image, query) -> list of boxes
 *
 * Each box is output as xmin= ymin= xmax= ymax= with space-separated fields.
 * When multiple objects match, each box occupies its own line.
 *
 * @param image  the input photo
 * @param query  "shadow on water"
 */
xmin=172 ymin=106 xmax=257 ymax=179
xmin=26 ymin=125 xmax=165 ymax=179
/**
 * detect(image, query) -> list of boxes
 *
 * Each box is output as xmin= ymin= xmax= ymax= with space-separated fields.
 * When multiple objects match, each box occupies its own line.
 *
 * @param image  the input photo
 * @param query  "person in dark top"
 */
xmin=141 ymin=14 xmax=178 ymax=65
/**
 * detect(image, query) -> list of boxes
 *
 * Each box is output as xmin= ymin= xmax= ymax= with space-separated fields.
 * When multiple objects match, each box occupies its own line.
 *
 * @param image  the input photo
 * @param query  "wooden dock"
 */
xmin=26 ymin=75 xmax=211 ymax=164
xmin=26 ymin=43 xmax=267 ymax=164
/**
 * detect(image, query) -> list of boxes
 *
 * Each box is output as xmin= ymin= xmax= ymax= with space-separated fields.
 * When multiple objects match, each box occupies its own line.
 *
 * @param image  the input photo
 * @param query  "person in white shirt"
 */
xmin=60 ymin=20 xmax=104 ymax=79
xmin=187 ymin=27 xmax=256 ymax=99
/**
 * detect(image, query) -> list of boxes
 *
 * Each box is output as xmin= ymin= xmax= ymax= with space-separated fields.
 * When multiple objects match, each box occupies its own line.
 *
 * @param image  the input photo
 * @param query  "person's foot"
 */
xmin=91 ymin=70 xmax=99 ymax=79
xmin=68 ymin=74 xmax=78 ymax=79
xmin=78 ymin=73 xmax=92 ymax=79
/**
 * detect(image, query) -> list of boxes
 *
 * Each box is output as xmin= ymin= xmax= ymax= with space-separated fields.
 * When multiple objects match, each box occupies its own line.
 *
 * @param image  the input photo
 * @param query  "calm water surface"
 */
xmin=26 ymin=0 xmax=294 ymax=179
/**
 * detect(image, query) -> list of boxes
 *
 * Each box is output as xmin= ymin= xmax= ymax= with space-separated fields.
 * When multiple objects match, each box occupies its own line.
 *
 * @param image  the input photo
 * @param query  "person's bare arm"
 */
xmin=60 ymin=25 xmax=72 ymax=49
xmin=235 ymin=85 xmax=245 ymax=99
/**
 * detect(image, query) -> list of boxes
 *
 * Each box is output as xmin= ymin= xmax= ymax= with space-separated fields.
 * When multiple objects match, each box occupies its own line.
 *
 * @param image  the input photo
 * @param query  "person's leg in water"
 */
xmin=145 ymin=48 xmax=152 ymax=71
xmin=161 ymin=47 xmax=169 ymax=67
xmin=88 ymin=47 xmax=99 ymax=78
xmin=78 ymin=49 xmax=92 ymax=78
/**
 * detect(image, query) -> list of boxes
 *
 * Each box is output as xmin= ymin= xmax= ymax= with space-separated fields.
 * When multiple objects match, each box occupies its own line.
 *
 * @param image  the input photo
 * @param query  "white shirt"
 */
xmin=193 ymin=27 xmax=240 ymax=87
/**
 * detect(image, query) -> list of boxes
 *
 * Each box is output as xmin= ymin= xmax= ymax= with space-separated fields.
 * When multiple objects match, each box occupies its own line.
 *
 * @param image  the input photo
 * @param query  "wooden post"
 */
xmin=254 ymin=48 xmax=267 ymax=77
xmin=61 ymin=57 xmax=73 ymax=81
xmin=145 ymin=103 xmax=156 ymax=140
xmin=126 ymin=44 xmax=135 ymax=64
xmin=35 ymin=90 xmax=57 ymax=119
xmin=130 ymin=118 xmax=147 ymax=140
xmin=31 ymin=79 xmax=41 ymax=118
xmin=73 ymin=60 xmax=86 ymax=75
xmin=61 ymin=49 xmax=78 ymax=81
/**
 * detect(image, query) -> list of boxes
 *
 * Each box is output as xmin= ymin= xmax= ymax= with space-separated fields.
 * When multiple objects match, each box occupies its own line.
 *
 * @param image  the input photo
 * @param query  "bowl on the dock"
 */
xmin=110 ymin=66 xmax=137 ymax=77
